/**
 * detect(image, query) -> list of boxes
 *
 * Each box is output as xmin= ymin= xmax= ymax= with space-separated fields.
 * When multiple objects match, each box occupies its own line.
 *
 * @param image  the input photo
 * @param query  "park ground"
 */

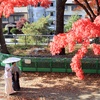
xmin=0 ymin=67 xmax=100 ymax=100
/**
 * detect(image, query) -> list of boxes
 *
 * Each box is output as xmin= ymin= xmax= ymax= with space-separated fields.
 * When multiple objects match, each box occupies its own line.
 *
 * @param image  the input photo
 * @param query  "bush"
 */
xmin=64 ymin=15 xmax=80 ymax=32
xmin=10 ymin=28 xmax=18 ymax=34
xmin=3 ymin=28 xmax=8 ymax=34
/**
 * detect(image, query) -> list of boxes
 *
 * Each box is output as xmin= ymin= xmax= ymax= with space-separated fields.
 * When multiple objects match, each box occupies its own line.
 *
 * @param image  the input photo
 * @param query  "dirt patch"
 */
xmin=7 ymin=45 xmax=100 ymax=58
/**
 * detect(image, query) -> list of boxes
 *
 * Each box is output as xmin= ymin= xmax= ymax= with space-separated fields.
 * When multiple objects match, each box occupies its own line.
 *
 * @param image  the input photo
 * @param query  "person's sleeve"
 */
xmin=18 ymin=67 xmax=21 ymax=77
xmin=10 ymin=66 xmax=13 ymax=73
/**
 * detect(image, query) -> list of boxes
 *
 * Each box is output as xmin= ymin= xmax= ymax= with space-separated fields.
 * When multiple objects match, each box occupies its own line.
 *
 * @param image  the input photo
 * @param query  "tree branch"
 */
xmin=95 ymin=0 xmax=100 ymax=15
xmin=74 ymin=0 xmax=94 ymax=22
xmin=84 ymin=0 xmax=96 ymax=19
xmin=62 ymin=0 xmax=67 ymax=5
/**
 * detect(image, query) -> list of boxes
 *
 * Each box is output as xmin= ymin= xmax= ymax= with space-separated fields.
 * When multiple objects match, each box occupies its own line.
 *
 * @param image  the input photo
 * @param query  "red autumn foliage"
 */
xmin=50 ymin=16 xmax=100 ymax=80
xmin=0 ymin=0 xmax=51 ymax=18
xmin=16 ymin=17 xmax=28 ymax=30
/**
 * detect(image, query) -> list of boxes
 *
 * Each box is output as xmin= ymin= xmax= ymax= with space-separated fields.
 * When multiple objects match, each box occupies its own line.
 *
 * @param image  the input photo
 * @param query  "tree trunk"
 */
xmin=56 ymin=0 xmax=66 ymax=55
xmin=0 ymin=18 xmax=9 ymax=54
xmin=56 ymin=0 xmax=66 ymax=34
xmin=94 ymin=37 xmax=100 ymax=44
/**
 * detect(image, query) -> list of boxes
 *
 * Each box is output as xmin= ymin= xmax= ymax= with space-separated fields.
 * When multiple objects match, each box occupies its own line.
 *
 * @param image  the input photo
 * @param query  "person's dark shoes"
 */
xmin=9 ymin=91 xmax=16 ymax=95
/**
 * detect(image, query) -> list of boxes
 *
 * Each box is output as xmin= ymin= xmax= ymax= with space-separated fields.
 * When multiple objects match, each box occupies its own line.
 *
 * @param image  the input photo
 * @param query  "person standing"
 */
xmin=4 ymin=64 xmax=16 ymax=95
xmin=11 ymin=62 xmax=21 ymax=91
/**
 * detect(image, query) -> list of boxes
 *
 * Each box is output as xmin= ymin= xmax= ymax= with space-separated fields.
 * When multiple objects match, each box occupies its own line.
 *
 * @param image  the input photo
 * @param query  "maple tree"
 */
xmin=56 ymin=0 xmax=100 ymax=54
xmin=50 ymin=16 xmax=100 ymax=80
xmin=50 ymin=0 xmax=100 ymax=80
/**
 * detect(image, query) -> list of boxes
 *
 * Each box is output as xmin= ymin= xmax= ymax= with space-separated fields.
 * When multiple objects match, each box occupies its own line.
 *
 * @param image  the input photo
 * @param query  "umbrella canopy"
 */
xmin=2 ymin=57 xmax=21 ymax=64
xmin=5 ymin=23 xmax=16 ymax=28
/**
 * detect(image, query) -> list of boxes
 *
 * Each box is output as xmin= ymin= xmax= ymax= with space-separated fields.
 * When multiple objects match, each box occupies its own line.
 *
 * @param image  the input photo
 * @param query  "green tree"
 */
xmin=22 ymin=16 xmax=51 ymax=35
xmin=64 ymin=15 xmax=80 ymax=32
xmin=10 ymin=28 xmax=18 ymax=34
xmin=3 ymin=28 xmax=8 ymax=34
xmin=20 ymin=16 xmax=51 ymax=44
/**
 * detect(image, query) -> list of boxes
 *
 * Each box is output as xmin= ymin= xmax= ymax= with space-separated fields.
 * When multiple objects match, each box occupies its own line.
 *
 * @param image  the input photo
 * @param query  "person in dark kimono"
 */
xmin=11 ymin=62 xmax=21 ymax=91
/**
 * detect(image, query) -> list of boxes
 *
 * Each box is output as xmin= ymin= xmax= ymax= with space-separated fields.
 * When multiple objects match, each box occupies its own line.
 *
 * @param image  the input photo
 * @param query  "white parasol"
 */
xmin=2 ymin=57 xmax=21 ymax=64
xmin=5 ymin=23 xmax=16 ymax=28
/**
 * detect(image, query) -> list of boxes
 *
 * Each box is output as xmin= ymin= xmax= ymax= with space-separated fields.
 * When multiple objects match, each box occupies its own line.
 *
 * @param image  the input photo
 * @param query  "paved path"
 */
xmin=1 ymin=67 xmax=100 ymax=100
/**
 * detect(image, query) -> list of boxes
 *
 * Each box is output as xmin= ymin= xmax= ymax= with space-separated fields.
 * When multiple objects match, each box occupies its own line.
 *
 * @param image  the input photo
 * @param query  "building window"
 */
xmin=14 ymin=15 xmax=24 ymax=21
xmin=71 ymin=5 xmax=78 ymax=11
xmin=8 ymin=16 xmax=14 ymax=23
xmin=51 ymin=21 xmax=54 ymax=25
xmin=78 ymin=15 xmax=82 ymax=18
xmin=64 ymin=15 xmax=71 ymax=21
xmin=2 ymin=17 xmax=8 ymax=21
xmin=65 ymin=6 xmax=68 ymax=11
xmin=50 ymin=12 xmax=53 ymax=16
xmin=50 ymin=3 xmax=53 ymax=7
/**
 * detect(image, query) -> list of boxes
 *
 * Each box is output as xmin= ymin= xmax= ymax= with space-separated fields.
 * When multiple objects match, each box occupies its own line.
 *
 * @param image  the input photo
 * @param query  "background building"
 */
xmin=2 ymin=7 xmax=28 ymax=27
xmin=64 ymin=0 xmax=86 ymax=24
xmin=2 ymin=0 xmax=86 ymax=30
xmin=28 ymin=0 xmax=86 ymax=31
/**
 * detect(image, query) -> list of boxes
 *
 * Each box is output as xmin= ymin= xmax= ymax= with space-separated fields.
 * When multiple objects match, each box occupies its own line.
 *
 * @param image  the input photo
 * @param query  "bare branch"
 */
xmin=84 ymin=0 xmax=96 ymax=19
xmin=74 ymin=0 xmax=94 ymax=22
xmin=95 ymin=0 xmax=100 ymax=15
